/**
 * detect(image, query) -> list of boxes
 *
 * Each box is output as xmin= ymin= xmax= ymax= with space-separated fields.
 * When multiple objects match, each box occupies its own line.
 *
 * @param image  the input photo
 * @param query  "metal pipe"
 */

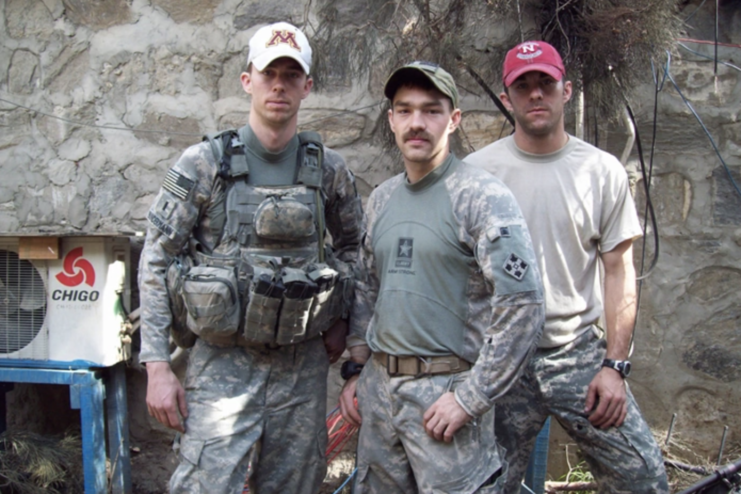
xmin=620 ymin=107 xmax=636 ymax=165
xmin=665 ymin=413 xmax=677 ymax=446
xmin=717 ymin=425 xmax=729 ymax=465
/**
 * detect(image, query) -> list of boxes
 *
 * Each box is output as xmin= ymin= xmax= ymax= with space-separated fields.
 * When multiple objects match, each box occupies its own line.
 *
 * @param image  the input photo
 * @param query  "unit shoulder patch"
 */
xmin=503 ymin=253 xmax=529 ymax=281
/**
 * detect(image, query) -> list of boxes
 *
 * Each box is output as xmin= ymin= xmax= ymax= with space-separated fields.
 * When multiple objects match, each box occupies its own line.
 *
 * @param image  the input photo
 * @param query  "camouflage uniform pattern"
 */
xmin=494 ymin=328 xmax=669 ymax=494
xmin=353 ymin=357 xmax=507 ymax=494
xmin=169 ymin=336 xmax=329 ymax=494
xmin=138 ymin=128 xmax=363 ymax=494
xmin=349 ymin=157 xmax=545 ymax=417
xmin=140 ymin=135 xmax=362 ymax=362
xmin=349 ymin=157 xmax=545 ymax=492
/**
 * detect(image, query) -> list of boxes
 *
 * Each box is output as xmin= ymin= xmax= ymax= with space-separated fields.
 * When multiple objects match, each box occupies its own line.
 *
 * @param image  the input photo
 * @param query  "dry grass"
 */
xmin=0 ymin=430 xmax=83 ymax=494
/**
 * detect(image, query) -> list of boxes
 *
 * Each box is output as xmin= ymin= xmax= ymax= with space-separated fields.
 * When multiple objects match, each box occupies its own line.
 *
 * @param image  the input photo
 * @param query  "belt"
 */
xmin=374 ymin=352 xmax=471 ymax=377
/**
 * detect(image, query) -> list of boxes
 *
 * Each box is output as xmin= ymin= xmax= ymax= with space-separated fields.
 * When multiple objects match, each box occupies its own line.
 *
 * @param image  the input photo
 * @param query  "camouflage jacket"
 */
xmin=139 ymin=131 xmax=363 ymax=362
xmin=348 ymin=155 xmax=545 ymax=417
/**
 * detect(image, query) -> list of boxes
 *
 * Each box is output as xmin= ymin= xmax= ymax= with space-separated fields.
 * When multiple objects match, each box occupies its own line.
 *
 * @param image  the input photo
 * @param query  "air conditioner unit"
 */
xmin=0 ymin=235 xmax=131 ymax=367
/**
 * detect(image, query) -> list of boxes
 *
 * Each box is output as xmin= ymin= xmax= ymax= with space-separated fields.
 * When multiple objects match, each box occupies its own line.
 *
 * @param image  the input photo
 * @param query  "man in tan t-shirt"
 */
xmin=465 ymin=41 xmax=669 ymax=493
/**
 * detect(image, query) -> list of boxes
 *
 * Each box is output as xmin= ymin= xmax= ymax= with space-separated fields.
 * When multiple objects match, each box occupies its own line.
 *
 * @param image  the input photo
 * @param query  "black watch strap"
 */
xmin=602 ymin=359 xmax=631 ymax=378
xmin=341 ymin=361 xmax=364 ymax=380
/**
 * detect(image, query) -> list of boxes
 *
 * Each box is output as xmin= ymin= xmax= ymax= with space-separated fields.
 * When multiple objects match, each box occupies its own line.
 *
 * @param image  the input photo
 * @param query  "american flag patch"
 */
xmin=163 ymin=169 xmax=194 ymax=200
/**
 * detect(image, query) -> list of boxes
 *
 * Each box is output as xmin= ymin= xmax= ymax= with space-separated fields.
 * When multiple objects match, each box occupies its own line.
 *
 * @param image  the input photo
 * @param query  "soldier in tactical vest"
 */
xmin=138 ymin=22 xmax=363 ymax=494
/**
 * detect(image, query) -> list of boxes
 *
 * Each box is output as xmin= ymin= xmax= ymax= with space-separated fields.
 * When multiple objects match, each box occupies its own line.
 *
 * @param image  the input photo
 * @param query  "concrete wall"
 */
xmin=2 ymin=0 xmax=740 ymax=480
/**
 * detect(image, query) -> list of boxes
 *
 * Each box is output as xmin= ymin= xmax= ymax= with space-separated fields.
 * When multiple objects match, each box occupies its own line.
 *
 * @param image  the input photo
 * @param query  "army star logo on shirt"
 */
xmin=396 ymin=238 xmax=413 ymax=268
xmin=503 ymin=253 xmax=528 ymax=281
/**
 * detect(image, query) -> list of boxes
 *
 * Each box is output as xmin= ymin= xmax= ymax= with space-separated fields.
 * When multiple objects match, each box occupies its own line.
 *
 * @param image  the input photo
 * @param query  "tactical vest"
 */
xmin=167 ymin=129 xmax=349 ymax=349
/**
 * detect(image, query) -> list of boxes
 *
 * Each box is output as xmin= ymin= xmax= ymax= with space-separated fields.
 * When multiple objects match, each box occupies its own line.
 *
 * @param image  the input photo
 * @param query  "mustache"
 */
xmin=402 ymin=131 xmax=433 ymax=142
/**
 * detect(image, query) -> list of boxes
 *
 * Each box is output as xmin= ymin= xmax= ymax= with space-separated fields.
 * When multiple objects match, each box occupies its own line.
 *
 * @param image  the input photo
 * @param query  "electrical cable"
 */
xmin=664 ymin=50 xmax=741 ymax=199
xmin=332 ymin=468 xmax=358 ymax=494
xmin=678 ymin=42 xmax=741 ymax=73
xmin=683 ymin=0 xmax=707 ymax=23
xmin=626 ymin=103 xmax=660 ymax=283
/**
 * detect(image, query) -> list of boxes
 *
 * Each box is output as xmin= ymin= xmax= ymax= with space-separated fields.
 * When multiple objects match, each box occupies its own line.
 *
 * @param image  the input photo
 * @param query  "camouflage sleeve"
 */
xmin=347 ymin=186 xmax=384 ymax=348
xmin=321 ymin=147 xmax=363 ymax=266
xmin=450 ymin=171 xmax=545 ymax=417
xmin=138 ymin=142 xmax=217 ymax=362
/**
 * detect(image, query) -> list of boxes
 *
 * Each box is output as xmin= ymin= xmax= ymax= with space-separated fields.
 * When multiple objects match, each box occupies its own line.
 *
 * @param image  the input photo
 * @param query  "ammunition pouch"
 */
xmin=165 ymin=256 xmax=197 ymax=349
xmin=180 ymin=265 xmax=241 ymax=346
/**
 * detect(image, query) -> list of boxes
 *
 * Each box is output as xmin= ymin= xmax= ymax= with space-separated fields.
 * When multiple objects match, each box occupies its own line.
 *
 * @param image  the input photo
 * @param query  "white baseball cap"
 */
xmin=247 ymin=22 xmax=312 ymax=75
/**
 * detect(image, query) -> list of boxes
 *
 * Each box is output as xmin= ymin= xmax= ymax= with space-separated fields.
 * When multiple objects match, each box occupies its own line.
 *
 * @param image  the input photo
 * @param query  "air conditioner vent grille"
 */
xmin=0 ymin=250 xmax=46 ymax=354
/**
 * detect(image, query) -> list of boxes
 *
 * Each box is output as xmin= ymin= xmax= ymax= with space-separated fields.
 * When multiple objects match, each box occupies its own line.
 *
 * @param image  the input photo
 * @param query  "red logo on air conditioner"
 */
xmin=56 ymin=247 xmax=96 ymax=287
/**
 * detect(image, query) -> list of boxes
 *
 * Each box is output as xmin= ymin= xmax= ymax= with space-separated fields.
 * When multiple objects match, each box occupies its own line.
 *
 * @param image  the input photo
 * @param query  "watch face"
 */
xmin=621 ymin=361 xmax=631 ymax=377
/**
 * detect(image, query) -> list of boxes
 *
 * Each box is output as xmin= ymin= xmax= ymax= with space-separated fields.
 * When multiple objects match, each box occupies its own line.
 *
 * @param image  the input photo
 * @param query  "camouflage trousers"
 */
xmin=353 ymin=355 xmax=506 ymax=494
xmin=494 ymin=328 xmax=669 ymax=494
xmin=169 ymin=337 xmax=329 ymax=494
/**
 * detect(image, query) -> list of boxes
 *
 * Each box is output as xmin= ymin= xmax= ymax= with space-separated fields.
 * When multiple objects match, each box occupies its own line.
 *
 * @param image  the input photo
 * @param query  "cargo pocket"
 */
xmin=276 ymin=267 xmax=316 ymax=346
xmin=243 ymin=266 xmax=282 ymax=345
xmin=181 ymin=265 xmax=240 ymax=341
xmin=177 ymin=435 xmax=205 ymax=468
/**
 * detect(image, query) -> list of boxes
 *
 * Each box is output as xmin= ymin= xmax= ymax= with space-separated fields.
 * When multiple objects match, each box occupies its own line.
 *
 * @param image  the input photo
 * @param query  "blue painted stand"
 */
xmin=0 ymin=362 xmax=131 ymax=494
xmin=522 ymin=417 xmax=551 ymax=494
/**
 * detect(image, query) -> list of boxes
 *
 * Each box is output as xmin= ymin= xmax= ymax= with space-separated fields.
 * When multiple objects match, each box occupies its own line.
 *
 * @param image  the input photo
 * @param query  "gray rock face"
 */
xmin=8 ymin=50 xmax=39 ymax=95
xmin=62 ymin=0 xmax=132 ymax=30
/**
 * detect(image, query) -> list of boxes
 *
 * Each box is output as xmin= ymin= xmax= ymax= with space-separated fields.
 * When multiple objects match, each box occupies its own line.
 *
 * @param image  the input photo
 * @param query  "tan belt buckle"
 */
xmin=414 ymin=357 xmax=431 ymax=378
xmin=387 ymin=353 xmax=398 ymax=376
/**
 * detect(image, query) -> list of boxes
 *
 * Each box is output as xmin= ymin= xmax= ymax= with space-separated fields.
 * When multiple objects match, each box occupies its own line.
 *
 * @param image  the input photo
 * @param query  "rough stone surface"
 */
xmin=460 ymin=111 xmax=511 ymax=151
xmin=8 ymin=50 xmax=40 ymax=95
xmin=5 ymin=0 xmax=55 ymax=40
xmin=713 ymin=166 xmax=741 ymax=226
xmin=152 ymin=0 xmax=221 ymax=24
xmin=57 ymin=137 xmax=91 ymax=162
xmin=299 ymin=110 xmax=366 ymax=148
xmin=62 ymin=0 xmax=132 ymax=30
xmin=233 ymin=0 xmax=305 ymax=29
xmin=634 ymin=172 xmax=692 ymax=228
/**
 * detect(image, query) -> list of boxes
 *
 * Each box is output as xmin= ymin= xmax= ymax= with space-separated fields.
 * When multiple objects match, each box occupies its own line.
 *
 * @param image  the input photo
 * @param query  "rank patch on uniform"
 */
xmin=163 ymin=169 xmax=195 ymax=201
xmin=503 ymin=253 xmax=528 ymax=281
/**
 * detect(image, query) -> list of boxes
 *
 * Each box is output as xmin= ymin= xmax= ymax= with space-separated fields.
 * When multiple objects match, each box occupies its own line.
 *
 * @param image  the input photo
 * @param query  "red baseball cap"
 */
xmin=503 ymin=41 xmax=565 ymax=87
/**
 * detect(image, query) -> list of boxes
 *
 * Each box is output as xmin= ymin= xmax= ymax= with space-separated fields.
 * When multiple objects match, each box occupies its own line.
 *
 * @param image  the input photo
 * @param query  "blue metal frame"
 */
xmin=522 ymin=417 xmax=551 ymax=494
xmin=0 ymin=362 xmax=131 ymax=494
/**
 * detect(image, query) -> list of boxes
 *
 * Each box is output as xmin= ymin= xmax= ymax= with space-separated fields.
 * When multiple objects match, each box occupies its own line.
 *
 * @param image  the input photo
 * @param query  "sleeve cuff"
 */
xmin=346 ymin=335 xmax=367 ymax=348
xmin=454 ymin=378 xmax=494 ymax=418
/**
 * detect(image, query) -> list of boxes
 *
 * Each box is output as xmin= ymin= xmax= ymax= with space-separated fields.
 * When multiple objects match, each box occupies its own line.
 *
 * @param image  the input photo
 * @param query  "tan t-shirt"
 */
xmin=465 ymin=135 xmax=642 ymax=348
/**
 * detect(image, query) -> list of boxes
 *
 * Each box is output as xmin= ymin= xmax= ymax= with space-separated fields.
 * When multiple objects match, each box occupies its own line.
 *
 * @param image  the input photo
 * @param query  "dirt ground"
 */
xmin=5 ymin=355 xmax=739 ymax=493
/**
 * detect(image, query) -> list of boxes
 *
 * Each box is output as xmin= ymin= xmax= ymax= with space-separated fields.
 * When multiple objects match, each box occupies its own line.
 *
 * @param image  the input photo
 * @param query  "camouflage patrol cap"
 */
xmin=384 ymin=61 xmax=459 ymax=109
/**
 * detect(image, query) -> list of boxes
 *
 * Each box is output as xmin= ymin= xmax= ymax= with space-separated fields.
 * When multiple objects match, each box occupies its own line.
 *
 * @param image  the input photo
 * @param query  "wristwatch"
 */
xmin=602 ymin=359 xmax=631 ymax=378
xmin=340 ymin=361 xmax=365 ymax=380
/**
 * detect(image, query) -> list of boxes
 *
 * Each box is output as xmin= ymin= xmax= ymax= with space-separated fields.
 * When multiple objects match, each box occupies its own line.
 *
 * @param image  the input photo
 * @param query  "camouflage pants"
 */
xmin=494 ymin=328 xmax=669 ymax=494
xmin=353 ymin=356 xmax=506 ymax=494
xmin=169 ymin=337 xmax=329 ymax=494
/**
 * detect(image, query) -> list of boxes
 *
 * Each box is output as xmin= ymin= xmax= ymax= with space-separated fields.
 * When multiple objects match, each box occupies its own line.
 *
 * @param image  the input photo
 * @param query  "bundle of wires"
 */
xmin=242 ymin=404 xmax=359 ymax=493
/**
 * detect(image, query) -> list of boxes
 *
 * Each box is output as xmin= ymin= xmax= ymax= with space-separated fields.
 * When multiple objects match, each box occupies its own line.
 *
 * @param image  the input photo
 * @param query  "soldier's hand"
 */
xmin=585 ymin=367 xmax=628 ymax=429
xmin=323 ymin=318 xmax=348 ymax=364
xmin=146 ymin=361 xmax=188 ymax=433
xmin=339 ymin=374 xmax=362 ymax=427
xmin=423 ymin=392 xmax=472 ymax=443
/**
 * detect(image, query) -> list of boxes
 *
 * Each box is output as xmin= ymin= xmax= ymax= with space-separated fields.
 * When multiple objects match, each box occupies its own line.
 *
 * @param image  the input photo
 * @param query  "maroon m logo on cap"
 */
xmin=266 ymin=30 xmax=301 ymax=51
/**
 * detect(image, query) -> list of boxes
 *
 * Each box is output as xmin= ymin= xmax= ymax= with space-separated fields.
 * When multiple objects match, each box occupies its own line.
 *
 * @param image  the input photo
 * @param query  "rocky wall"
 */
xmin=1 ymin=0 xmax=740 ymax=486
